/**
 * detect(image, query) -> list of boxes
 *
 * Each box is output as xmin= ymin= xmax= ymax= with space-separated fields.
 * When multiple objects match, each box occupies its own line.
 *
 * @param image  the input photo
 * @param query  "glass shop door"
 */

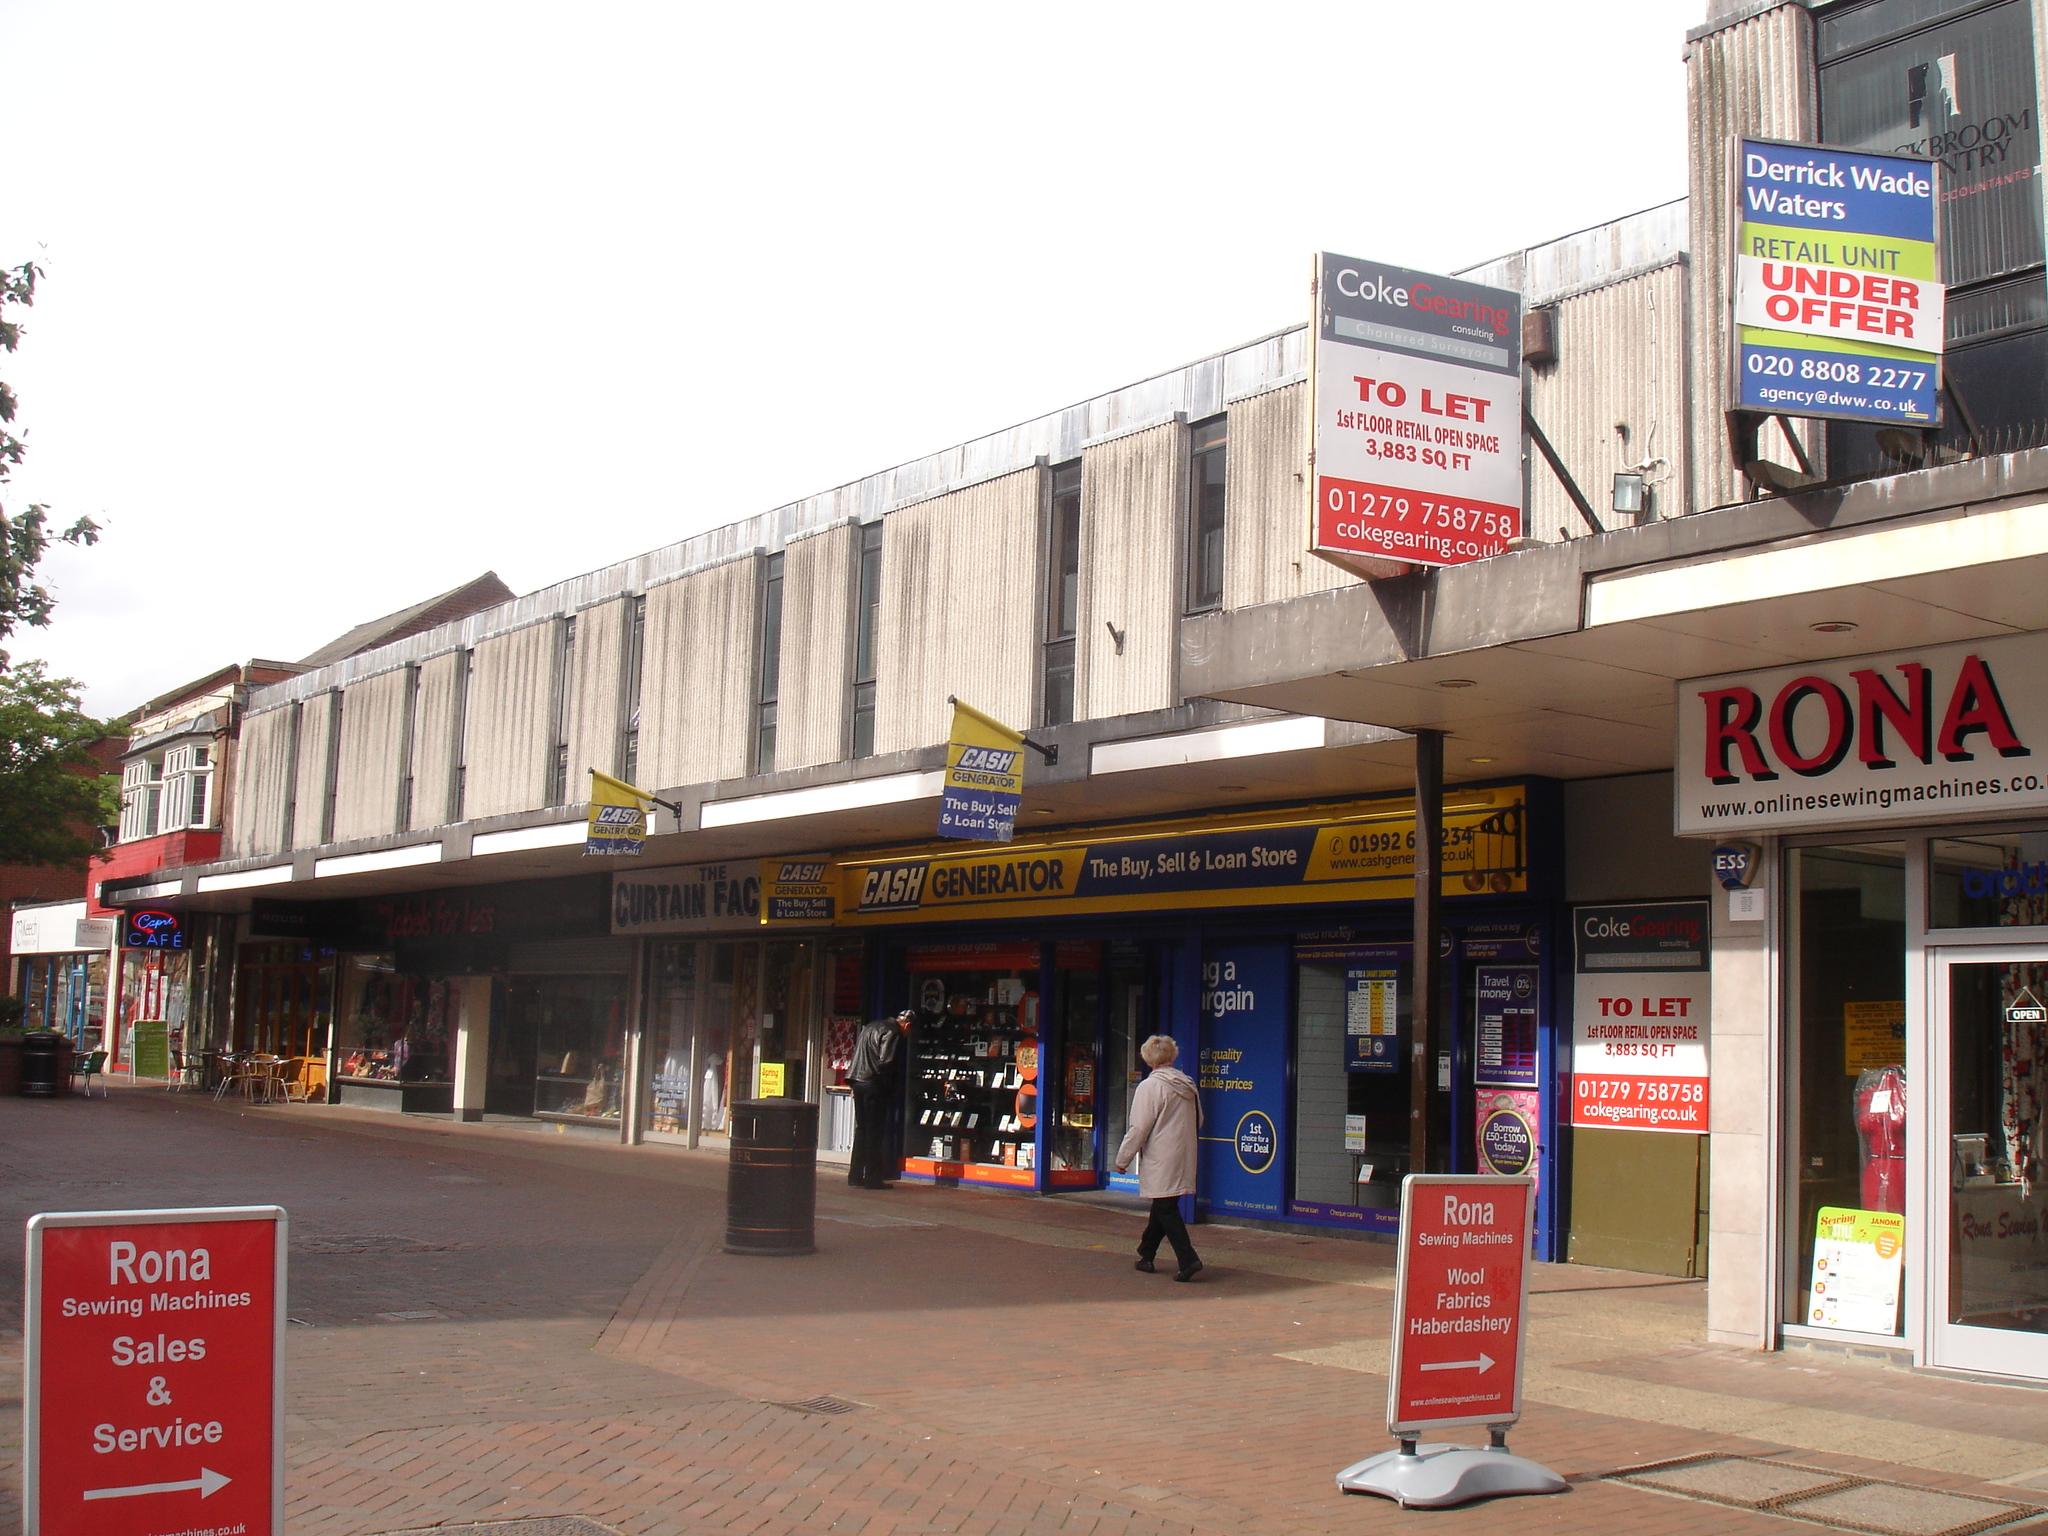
xmin=1929 ymin=947 xmax=2048 ymax=1380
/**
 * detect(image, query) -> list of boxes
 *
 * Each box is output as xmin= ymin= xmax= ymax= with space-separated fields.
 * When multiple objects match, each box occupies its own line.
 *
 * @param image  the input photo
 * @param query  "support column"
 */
xmin=1411 ymin=730 xmax=1444 ymax=1179
xmin=451 ymin=976 xmax=494 ymax=1123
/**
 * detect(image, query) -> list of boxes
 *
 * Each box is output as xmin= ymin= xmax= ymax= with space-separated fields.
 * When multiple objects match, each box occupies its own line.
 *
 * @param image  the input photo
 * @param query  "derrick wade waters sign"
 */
xmin=1733 ymin=137 xmax=1944 ymax=425
xmin=1309 ymin=252 xmax=1523 ymax=573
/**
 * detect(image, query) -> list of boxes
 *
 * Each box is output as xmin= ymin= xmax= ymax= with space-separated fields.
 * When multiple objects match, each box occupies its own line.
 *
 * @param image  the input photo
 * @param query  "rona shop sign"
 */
xmin=1677 ymin=635 xmax=2048 ymax=835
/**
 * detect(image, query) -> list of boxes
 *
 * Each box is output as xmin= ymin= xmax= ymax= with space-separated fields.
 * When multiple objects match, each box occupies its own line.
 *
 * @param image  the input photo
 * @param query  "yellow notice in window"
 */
xmin=758 ymin=1060 xmax=787 ymax=1098
xmin=1843 ymin=1000 xmax=1905 ymax=1075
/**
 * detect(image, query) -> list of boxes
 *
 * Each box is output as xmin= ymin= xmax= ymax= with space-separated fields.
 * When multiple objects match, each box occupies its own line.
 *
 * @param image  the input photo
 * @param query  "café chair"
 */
xmin=242 ymin=1054 xmax=286 ymax=1104
xmin=70 ymin=1048 xmax=109 ymax=1099
xmin=167 ymin=1047 xmax=205 ymax=1092
xmin=283 ymin=1056 xmax=327 ymax=1103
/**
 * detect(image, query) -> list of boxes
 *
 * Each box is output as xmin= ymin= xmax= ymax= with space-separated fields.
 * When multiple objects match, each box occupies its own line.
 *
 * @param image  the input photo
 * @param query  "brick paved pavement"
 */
xmin=3 ymin=1083 xmax=2047 ymax=1535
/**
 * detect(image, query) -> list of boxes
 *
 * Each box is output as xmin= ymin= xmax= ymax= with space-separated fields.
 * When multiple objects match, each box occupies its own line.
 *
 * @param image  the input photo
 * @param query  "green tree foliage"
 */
xmin=1 ymin=260 xmax=100 ymax=657
xmin=0 ymin=659 xmax=117 ymax=866
xmin=1 ymin=259 xmax=117 ymax=866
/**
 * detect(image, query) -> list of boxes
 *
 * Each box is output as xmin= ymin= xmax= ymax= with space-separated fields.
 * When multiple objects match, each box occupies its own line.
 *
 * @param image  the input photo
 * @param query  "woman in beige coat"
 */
xmin=1113 ymin=1034 xmax=1204 ymax=1281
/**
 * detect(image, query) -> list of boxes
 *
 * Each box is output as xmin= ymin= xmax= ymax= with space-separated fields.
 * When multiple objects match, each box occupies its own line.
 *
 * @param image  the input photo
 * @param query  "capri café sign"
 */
xmin=1677 ymin=634 xmax=2048 ymax=836
xmin=26 ymin=1206 xmax=285 ymax=1536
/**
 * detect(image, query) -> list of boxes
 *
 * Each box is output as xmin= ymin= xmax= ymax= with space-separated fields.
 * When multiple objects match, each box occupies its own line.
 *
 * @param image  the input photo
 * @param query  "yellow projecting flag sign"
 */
xmin=586 ymin=770 xmax=657 ymax=857
xmin=939 ymin=698 xmax=1025 ymax=843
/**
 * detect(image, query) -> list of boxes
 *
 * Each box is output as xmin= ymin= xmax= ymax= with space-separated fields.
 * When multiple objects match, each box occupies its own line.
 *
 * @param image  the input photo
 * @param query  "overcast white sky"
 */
xmin=1 ymin=1 xmax=1704 ymax=718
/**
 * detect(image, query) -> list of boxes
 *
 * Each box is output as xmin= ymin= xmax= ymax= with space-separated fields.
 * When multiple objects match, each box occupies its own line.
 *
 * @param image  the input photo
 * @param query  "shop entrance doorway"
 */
xmin=1930 ymin=947 xmax=2048 ymax=1379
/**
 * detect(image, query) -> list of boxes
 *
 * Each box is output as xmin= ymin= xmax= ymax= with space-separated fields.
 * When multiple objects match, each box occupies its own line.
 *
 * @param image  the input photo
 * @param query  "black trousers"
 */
xmin=848 ymin=1079 xmax=893 ymax=1187
xmin=1138 ymin=1196 xmax=1199 ymax=1269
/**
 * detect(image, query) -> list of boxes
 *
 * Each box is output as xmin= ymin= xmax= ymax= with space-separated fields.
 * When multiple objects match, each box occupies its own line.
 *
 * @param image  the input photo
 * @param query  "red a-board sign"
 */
xmin=25 ymin=1206 xmax=286 ymax=1536
xmin=1388 ymin=1175 xmax=1533 ymax=1435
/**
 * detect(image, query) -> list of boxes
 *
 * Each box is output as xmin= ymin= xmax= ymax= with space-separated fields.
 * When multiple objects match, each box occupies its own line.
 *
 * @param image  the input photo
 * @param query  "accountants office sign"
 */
xmin=1308 ymin=252 xmax=1524 ymax=574
xmin=1677 ymin=633 xmax=2048 ymax=836
xmin=1733 ymin=136 xmax=1944 ymax=424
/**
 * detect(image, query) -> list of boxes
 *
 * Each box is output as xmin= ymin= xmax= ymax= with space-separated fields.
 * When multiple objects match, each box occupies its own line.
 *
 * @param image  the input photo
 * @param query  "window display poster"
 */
xmin=1345 ymin=965 xmax=1399 ymax=1073
xmin=1196 ymin=942 xmax=1290 ymax=1219
xmin=1843 ymin=1000 xmax=1905 ymax=1075
xmin=1808 ymin=1206 xmax=1904 ymax=1334
xmin=1474 ymin=964 xmax=1539 ymax=1088
xmin=1571 ymin=902 xmax=1710 ymax=1134
xmin=1475 ymin=1088 xmax=1540 ymax=1196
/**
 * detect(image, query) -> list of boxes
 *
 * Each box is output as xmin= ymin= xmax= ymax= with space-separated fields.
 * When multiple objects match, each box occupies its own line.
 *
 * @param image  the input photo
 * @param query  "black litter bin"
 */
xmin=20 ymin=1030 xmax=67 ymax=1098
xmin=725 ymin=1097 xmax=819 ymax=1256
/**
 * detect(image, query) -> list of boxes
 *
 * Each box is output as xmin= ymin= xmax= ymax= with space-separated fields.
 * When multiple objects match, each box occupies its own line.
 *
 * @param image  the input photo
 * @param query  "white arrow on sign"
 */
xmin=84 ymin=1467 xmax=231 ymax=1502
xmin=1419 ymin=1351 xmax=1495 ymax=1375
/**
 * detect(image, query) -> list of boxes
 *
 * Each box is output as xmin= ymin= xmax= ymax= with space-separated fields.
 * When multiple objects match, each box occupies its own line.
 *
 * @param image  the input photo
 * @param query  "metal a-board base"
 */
xmin=1336 ymin=1434 xmax=1566 ymax=1509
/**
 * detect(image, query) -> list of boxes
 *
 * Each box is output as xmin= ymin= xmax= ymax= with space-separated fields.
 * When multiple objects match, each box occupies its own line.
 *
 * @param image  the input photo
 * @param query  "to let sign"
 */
xmin=1388 ymin=1175 xmax=1533 ymax=1435
xmin=26 ymin=1206 xmax=286 ymax=1536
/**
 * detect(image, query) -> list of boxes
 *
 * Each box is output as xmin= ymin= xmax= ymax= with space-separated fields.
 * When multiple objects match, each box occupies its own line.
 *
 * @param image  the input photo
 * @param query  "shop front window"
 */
xmin=645 ymin=941 xmax=696 ymax=1137
xmin=1943 ymin=958 xmax=2048 ymax=1341
xmin=1103 ymin=943 xmax=1152 ymax=1169
xmin=697 ymin=945 xmax=742 ymax=1134
xmin=821 ymin=945 xmax=866 ymax=1156
xmin=1295 ymin=944 xmax=1411 ymax=1215
xmin=1931 ymin=833 xmax=2048 ymax=928
xmin=122 ymin=949 xmax=193 ymax=1047
xmin=81 ymin=954 xmax=108 ymax=1047
xmin=336 ymin=957 xmax=454 ymax=1085
xmin=904 ymin=945 xmax=1040 ymax=1179
xmin=1787 ymin=843 xmax=1908 ymax=1336
xmin=757 ymin=942 xmax=815 ymax=1100
xmin=525 ymin=974 xmax=630 ymax=1122
xmin=239 ymin=943 xmax=337 ymax=1059
xmin=21 ymin=958 xmax=51 ymax=1032
xmin=1049 ymin=944 xmax=1102 ymax=1182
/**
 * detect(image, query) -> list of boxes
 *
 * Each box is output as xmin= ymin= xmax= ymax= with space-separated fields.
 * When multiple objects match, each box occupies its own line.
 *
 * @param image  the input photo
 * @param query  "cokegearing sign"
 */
xmin=1676 ymin=633 xmax=2048 ymax=836
xmin=1388 ymin=1176 xmax=1533 ymax=1434
xmin=1571 ymin=902 xmax=1710 ymax=1135
xmin=1309 ymin=252 xmax=1524 ymax=574
xmin=26 ymin=1206 xmax=285 ymax=1536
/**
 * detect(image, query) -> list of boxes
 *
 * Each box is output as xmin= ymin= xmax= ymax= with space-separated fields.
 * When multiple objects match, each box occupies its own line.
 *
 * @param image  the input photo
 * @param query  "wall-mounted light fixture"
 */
xmin=1612 ymin=471 xmax=1648 ymax=520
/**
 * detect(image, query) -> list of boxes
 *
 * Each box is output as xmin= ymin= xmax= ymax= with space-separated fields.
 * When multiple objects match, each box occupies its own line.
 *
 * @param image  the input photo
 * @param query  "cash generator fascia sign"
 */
xmin=1308 ymin=252 xmax=1524 ymax=574
xmin=1732 ymin=136 xmax=1944 ymax=425
xmin=1676 ymin=633 xmax=2048 ymax=836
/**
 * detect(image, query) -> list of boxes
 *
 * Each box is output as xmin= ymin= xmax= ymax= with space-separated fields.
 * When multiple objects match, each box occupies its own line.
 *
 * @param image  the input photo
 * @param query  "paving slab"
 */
xmin=3 ymin=1082 xmax=2047 ymax=1536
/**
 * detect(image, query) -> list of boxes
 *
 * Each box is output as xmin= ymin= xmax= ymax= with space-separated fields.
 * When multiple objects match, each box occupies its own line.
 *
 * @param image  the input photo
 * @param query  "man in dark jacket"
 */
xmin=848 ymin=1009 xmax=913 ymax=1188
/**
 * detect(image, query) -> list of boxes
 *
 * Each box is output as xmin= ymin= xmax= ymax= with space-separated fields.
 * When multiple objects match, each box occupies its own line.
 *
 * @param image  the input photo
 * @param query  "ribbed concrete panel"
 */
xmin=290 ymin=695 xmax=336 ymax=851
xmin=1224 ymin=383 xmax=1358 ymax=608
xmin=228 ymin=706 xmax=295 ymax=858
xmin=640 ymin=557 xmax=760 ymax=789
xmin=873 ymin=467 xmax=1040 ymax=754
xmin=778 ymin=521 xmax=857 ymax=771
xmin=565 ymin=597 xmax=626 ymax=793
xmin=407 ymin=651 xmax=462 ymax=832
xmin=248 ymin=329 xmax=1304 ymax=716
xmin=2038 ymin=15 xmax=2048 ymax=293
xmin=1079 ymin=423 xmax=1182 ymax=720
xmin=1688 ymin=2 xmax=1817 ymax=511
xmin=331 ymin=668 xmax=411 ymax=843
xmin=464 ymin=622 xmax=553 ymax=819
xmin=1528 ymin=263 xmax=1690 ymax=541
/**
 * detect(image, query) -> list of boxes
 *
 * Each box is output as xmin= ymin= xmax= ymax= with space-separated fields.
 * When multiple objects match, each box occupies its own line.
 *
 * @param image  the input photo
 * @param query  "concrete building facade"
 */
xmin=108 ymin=0 xmax=2048 ymax=1382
